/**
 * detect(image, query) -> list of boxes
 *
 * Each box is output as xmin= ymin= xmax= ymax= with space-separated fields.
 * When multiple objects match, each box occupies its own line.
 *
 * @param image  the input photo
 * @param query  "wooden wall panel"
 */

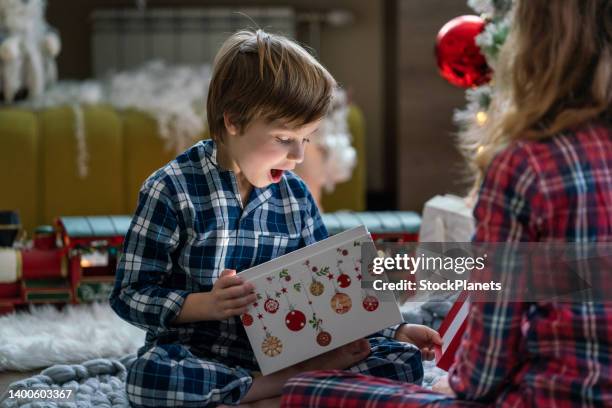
xmin=396 ymin=0 xmax=472 ymax=211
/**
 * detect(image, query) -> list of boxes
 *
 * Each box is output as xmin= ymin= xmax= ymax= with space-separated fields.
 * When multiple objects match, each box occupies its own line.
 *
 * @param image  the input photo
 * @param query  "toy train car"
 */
xmin=0 ymin=216 xmax=131 ymax=314
xmin=0 ymin=212 xmax=420 ymax=315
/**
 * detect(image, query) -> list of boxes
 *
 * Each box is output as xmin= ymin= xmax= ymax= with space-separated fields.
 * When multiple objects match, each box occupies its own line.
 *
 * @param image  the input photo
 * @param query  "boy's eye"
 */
xmin=275 ymin=137 xmax=310 ymax=145
xmin=276 ymin=137 xmax=292 ymax=145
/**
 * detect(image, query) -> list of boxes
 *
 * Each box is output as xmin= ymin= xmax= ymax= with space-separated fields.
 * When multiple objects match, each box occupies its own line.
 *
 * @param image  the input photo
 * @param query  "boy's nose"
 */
xmin=287 ymin=142 xmax=305 ymax=163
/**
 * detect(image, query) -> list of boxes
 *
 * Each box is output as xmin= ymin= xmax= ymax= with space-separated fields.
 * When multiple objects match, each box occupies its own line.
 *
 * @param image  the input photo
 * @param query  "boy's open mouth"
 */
xmin=270 ymin=169 xmax=284 ymax=182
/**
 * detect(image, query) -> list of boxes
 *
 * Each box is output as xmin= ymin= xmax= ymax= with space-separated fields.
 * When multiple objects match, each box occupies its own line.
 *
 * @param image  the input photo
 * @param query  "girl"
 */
xmin=281 ymin=0 xmax=612 ymax=406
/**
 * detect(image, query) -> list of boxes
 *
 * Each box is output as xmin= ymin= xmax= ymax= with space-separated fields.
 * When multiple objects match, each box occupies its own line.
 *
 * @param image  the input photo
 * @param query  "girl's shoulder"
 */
xmin=508 ymin=120 xmax=612 ymax=170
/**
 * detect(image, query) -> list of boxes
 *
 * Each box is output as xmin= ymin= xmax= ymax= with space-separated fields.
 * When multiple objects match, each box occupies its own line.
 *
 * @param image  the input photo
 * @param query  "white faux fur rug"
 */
xmin=0 ymin=302 xmax=145 ymax=371
xmin=0 ymin=302 xmax=447 ymax=394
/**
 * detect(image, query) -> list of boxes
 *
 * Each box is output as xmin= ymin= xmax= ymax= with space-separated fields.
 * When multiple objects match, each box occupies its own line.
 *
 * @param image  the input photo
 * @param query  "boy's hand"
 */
xmin=208 ymin=269 xmax=257 ymax=320
xmin=432 ymin=375 xmax=455 ymax=396
xmin=395 ymin=324 xmax=442 ymax=360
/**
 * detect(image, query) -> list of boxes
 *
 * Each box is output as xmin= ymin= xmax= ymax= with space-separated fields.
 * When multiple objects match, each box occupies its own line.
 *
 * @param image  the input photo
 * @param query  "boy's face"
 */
xmin=224 ymin=116 xmax=321 ymax=188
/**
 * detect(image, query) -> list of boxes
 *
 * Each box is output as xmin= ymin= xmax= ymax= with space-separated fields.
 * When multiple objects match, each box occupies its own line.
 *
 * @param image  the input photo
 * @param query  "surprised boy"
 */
xmin=110 ymin=29 xmax=438 ymax=408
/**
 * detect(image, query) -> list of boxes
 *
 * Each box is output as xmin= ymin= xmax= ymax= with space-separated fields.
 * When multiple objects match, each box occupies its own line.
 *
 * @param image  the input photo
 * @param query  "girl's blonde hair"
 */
xmin=466 ymin=0 xmax=612 ymax=178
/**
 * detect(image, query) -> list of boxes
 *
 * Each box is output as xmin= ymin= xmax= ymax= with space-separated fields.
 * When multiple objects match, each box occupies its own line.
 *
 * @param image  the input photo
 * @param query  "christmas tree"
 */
xmin=453 ymin=0 xmax=514 ymax=183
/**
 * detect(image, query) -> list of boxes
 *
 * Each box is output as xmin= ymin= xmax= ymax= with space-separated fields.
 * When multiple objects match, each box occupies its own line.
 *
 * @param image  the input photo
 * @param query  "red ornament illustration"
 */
xmin=241 ymin=313 xmax=254 ymax=326
xmin=342 ymin=249 xmax=349 ymax=256
xmin=316 ymin=331 xmax=332 ymax=346
xmin=337 ymin=273 xmax=351 ymax=288
xmin=362 ymin=295 xmax=380 ymax=312
xmin=264 ymin=297 xmax=279 ymax=314
xmin=285 ymin=309 xmax=306 ymax=331
xmin=330 ymin=292 xmax=352 ymax=314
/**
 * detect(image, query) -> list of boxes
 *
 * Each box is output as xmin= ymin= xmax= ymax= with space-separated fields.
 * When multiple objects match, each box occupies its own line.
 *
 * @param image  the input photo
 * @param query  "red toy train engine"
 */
xmin=0 ymin=216 xmax=131 ymax=314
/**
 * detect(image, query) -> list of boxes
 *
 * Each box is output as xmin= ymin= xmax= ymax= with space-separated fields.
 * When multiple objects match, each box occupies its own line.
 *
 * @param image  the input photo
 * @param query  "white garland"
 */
xmin=20 ymin=61 xmax=209 ymax=178
xmin=468 ymin=0 xmax=513 ymax=18
xmin=475 ymin=14 xmax=511 ymax=70
xmin=71 ymin=104 xmax=88 ymax=179
xmin=20 ymin=61 xmax=355 ymax=192
xmin=467 ymin=0 xmax=496 ymax=16
xmin=106 ymin=61 xmax=210 ymax=154
xmin=317 ymin=88 xmax=356 ymax=191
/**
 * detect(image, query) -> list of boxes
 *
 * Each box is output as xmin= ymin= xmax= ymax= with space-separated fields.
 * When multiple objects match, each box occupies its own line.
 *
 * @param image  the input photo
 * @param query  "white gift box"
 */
xmin=414 ymin=195 xmax=476 ymax=300
xmin=238 ymin=226 xmax=402 ymax=375
xmin=419 ymin=194 xmax=475 ymax=242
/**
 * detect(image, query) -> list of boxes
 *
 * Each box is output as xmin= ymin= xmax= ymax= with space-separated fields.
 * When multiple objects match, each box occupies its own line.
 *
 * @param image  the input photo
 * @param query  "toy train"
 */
xmin=0 ymin=212 xmax=421 ymax=315
xmin=0 ymin=216 xmax=131 ymax=314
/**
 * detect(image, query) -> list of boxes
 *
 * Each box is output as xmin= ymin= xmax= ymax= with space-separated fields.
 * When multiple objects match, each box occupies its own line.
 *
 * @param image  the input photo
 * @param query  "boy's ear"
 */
xmin=223 ymin=112 xmax=239 ymax=136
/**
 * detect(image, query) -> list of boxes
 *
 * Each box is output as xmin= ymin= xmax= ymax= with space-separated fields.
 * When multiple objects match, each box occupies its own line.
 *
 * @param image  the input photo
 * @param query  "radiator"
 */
xmin=91 ymin=7 xmax=296 ymax=77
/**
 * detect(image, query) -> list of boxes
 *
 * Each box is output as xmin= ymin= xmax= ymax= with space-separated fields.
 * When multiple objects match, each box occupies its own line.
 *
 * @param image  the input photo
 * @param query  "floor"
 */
xmin=0 ymin=369 xmax=41 ymax=393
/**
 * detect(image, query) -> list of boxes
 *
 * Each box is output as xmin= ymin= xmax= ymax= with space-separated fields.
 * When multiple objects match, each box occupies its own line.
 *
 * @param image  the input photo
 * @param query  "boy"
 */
xmin=110 ymin=29 xmax=440 ymax=407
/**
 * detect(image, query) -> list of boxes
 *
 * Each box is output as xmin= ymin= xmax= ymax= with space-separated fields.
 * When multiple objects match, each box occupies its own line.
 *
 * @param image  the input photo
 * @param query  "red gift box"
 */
xmin=435 ymin=291 xmax=470 ymax=371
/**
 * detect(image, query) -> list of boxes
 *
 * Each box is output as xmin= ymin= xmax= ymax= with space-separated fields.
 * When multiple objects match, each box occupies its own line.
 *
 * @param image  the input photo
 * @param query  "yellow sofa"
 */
xmin=0 ymin=105 xmax=366 ymax=233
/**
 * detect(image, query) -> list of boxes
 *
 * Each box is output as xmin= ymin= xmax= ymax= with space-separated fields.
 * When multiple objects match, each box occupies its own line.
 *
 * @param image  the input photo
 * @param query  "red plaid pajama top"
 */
xmin=281 ymin=121 xmax=612 ymax=407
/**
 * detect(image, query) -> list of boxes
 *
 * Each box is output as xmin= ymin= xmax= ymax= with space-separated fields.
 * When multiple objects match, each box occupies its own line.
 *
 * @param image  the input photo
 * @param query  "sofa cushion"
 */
xmin=121 ymin=109 xmax=199 ymax=214
xmin=39 ymin=106 xmax=125 ymax=222
xmin=0 ymin=109 xmax=39 ymax=232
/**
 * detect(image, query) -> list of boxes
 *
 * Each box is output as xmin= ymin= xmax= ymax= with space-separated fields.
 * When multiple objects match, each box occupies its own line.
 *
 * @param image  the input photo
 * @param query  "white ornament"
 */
xmin=42 ymin=31 xmax=60 ymax=56
xmin=0 ymin=0 xmax=60 ymax=102
xmin=0 ymin=35 xmax=19 ymax=60
xmin=316 ymin=88 xmax=357 ymax=192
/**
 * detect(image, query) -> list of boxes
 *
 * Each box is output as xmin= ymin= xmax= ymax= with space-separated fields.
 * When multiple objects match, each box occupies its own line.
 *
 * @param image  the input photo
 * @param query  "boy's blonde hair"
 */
xmin=467 ymin=0 xmax=612 ymax=175
xmin=207 ymin=29 xmax=336 ymax=140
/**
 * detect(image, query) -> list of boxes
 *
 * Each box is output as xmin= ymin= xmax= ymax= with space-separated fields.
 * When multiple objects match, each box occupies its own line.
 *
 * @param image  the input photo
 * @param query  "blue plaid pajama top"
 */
xmin=109 ymin=139 xmax=328 ymax=370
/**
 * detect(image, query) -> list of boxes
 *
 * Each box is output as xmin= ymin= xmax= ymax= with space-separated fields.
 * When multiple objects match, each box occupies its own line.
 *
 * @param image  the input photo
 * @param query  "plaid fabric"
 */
xmin=110 ymin=140 xmax=405 ymax=407
xmin=282 ymin=121 xmax=612 ymax=408
xmin=282 ymin=371 xmax=481 ymax=408
xmin=127 ymin=337 xmax=423 ymax=407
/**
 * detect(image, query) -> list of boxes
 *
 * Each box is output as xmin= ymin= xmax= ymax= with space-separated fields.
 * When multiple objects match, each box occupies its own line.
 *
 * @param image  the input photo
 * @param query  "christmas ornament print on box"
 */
xmin=238 ymin=226 xmax=402 ymax=375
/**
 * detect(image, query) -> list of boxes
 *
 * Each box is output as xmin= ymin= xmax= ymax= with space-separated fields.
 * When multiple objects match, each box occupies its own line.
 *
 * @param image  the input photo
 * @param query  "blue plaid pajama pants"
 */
xmin=125 ymin=337 xmax=424 ymax=407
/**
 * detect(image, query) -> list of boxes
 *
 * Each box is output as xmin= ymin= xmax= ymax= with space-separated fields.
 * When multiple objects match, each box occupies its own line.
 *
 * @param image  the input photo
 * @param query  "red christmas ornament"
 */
xmin=435 ymin=15 xmax=492 ymax=88
xmin=264 ymin=298 xmax=279 ymax=314
xmin=362 ymin=295 xmax=380 ymax=312
xmin=337 ymin=274 xmax=352 ymax=288
xmin=316 ymin=331 xmax=332 ymax=346
xmin=241 ymin=313 xmax=254 ymax=326
xmin=285 ymin=310 xmax=306 ymax=331
xmin=341 ymin=249 xmax=349 ymax=256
